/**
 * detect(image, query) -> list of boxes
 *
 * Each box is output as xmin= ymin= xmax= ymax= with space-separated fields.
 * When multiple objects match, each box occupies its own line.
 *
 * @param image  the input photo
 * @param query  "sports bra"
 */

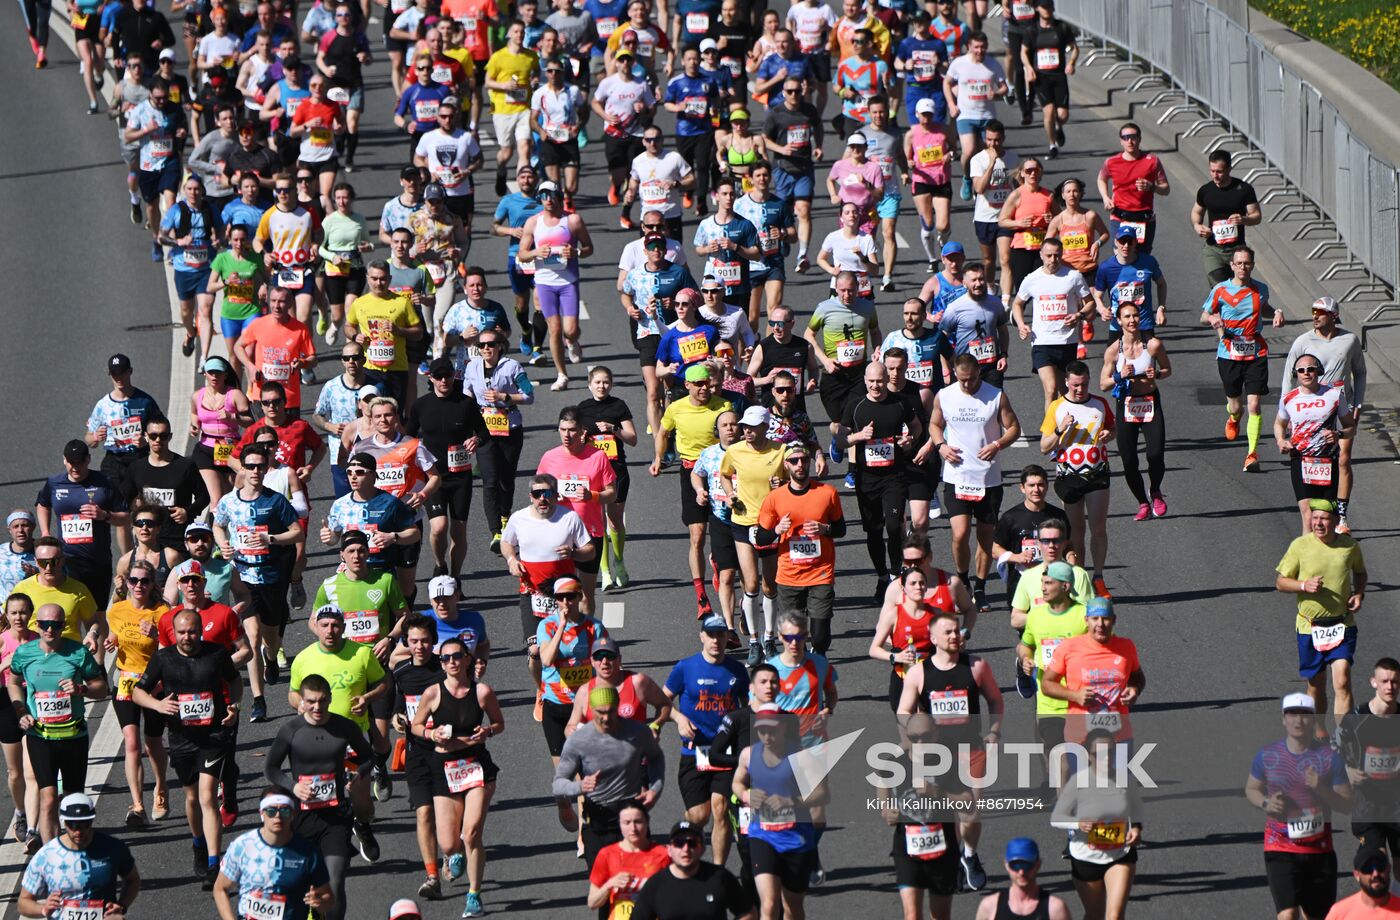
xmin=196 ymin=386 xmax=240 ymax=446
xmin=726 ymin=140 xmax=760 ymax=169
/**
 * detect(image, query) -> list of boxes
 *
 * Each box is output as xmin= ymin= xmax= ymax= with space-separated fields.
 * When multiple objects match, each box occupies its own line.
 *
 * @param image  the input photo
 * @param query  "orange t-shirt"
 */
xmin=237 ymin=315 xmax=316 ymax=408
xmin=1048 ymin=633 xmax=1140 ymax=743
xmin=441 ymin=0 xmax=498 ymax=60
xmin=757 ymin=483 xmax=845 ymax=588
xmin=588 ymin=843 xmax=672 ymax=919
xmin=1325 ymin=892 xmax=1400 ymax=920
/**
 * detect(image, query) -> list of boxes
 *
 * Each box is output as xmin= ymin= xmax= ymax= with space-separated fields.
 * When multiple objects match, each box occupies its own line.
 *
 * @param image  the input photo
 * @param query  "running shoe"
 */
xmin=263 ymin=648 xmax=280 ymax=685
xmin=372 ymin=767 xmax=392 ymax=802
xmin=566 ymin=341 xmax=582 ymax=363
xmin=549 ymin=374 xmax=569 ymax=391
xmin=316 ymin=314 xmax=329 ymax=335
xmin=1151 ymin=493 xmax=1168 ymax=517
xmin=843 ymin=472 xmax=855 ymax=490
xmin=1048 ymin=145 xmax=1059 ymax=159
xmin=153 ymin=791 xmax=168 ymax=820
xmin=153 ymin=241 xmax=165 ymax=262
xmin=1243 ymin=452 xmax=1259 ymax=473
xmin=619 ymin=215 xmax=635 ymax=230
xmin=462 ymin=891 xmax=484 ymax=918
xmin=220 ymin=804 xmax=237 ymax=828
xmin=960 ymin=176 xmax=973 ymax=201
xmin=194 ymin=842 xmax=210 ymax=879
xmin=795 ymin=255 xmax=810 ymax=274
xmin=130 ymin=202 xmax=143 ymax=225
xmin=289 ymin=579 xmax=307 ymax=610
xmin=419 ymin=875 xmax=442 ymax=900
xmin=1014 ymin=656 xmax=1036 ymax=699
xmin=276 ymin=648 xmax=288 ymax=669
xmin=827 ymin=438 xmax=842 ymax=465
xmin=11 ymin=811 xmax=27 ymax=843
xmin=125 ymin=806 xmax=148 ymax=829
xmin=696 ymin=595 xmax=714 ymax=620
xmin=494 ymin=173 xmax=507 ymax=196
xmin=762 ymin=635 xmax=779 ymax=660
xmin=446 ymin=852 xmax=466 ymax=881
xmin=1092 ymin=576 xmax=1112 ymax=599
xmin=325 ymin=324 xmax=339 ymax=346
xmin=489 ymin=532 xmax=502 ymax=554
xmin=1056 ymin=126 xmax=1067 ymax=146
xmin=611 ymin=556 xmax=629 ymax=588
xmin=1133 ymin=503 xmax=1150 ymax=522
xmin=299 ymin=367 xmax=315 ymax=386
xmin=353 ymin=820 xmax=381 ymax=863
xmin=746 ymin=640 xmax=762 ymax=668
xmin=880 ymin=276 xmax=894 ymax=292
xmin=249 ymin=697 xmax=268 ymax=723
xmin=1224 ymin=415 xmax=1240 ymax=441
xmin=1336 ymin=515 xmax=1351 ymax=535
xmin=960 ymin=851 xmax=987 ymax=891
xmin=608 ymin=183 xmax=619 ymax=205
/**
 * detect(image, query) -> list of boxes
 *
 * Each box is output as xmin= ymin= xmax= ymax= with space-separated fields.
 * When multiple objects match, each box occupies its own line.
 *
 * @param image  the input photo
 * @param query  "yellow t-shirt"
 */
xmin=14 ymin=576 xmax=98 ymax=643
xmin=719 ymin=441 xmax=788 ymax=526
xmin=346 ymin=292 xmax=422 ymax=373
xmin=106 ymin=600 xmax=168 ymax=699
xmin=485 ymin=47 xmax=538 ymax=114
xmin=1040 ymin=394 xmax=1113 ymax=476
xmin=661 ymin=396 xmax=732 ymax=462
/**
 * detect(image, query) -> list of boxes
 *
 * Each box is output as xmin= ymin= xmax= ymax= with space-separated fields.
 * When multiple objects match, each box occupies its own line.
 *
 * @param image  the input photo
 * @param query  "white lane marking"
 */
xmin=895 ymin=232 xmax=910 ymax=249
xmin=579 ymin=300 xmax=590 ymax=320
xmin=602 ymin=602 xmax=625 ymax=629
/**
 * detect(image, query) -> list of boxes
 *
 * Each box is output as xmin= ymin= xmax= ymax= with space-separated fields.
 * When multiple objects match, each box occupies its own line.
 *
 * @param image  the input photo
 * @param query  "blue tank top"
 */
xmin=747 ymin=741 xmax=815 ymax=852
xmin=278 ymin=80 xmax=311 ymax=134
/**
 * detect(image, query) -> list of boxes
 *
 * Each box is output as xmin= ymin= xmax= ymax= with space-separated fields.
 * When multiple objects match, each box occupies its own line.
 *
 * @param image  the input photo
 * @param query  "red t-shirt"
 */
xmin=159 ymin=602 xmax=243 ymax=650
xmin=235 ymin=418 xmax=322 ymax=470
xmin=405 ymin=53 xmax=468 ymax=86
xmin=588 ymin=843 xmax=671 ymax=918
xmin=1101 ymin=152 xmax=1164 ymax=213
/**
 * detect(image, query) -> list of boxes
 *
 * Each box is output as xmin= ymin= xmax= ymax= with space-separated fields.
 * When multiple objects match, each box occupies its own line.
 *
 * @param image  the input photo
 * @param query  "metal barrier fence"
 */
xmin=1055 ymin=0 xmax=1400 ymax=304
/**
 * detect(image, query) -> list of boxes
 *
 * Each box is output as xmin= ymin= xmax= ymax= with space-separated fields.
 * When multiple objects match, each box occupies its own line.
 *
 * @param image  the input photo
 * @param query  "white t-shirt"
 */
xmin=787 ymin=2 xmax=837 ymax=53
xmin=502 ymin=506 xmax=591 ymax=563
xmin=819 ymin=229 xmax=877 ymax=277
xmin=1016 ymin=266 xmax=1092 ymax=345
xmin=414 ymin=128 xmax=483 ymax=196
xmin=970 ymin=148 xmax=1019 ymax=224
xmin=594 ymin=74 xmax=656 ymax=137
xmin=198 ymin=33 xmax=241 ymax=74
xmin=618 ymin=236 xmax=687 ymax=275
xmin=945 ymin=54 xmax=1006 ymax=122
xmin=531 ymin=84 xmax=584 ymax=141
xmin=630 ymin=151 xmax=692 ymax=219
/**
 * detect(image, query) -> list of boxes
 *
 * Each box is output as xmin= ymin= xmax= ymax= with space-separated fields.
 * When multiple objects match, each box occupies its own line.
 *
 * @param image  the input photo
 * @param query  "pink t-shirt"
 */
xmin=0 ymin=629 xmax=37 ymax=685
xmin=828 ymin=158 xmax=885 ymax=213
xmin=535 ymin=445 xmax=618 ymax=537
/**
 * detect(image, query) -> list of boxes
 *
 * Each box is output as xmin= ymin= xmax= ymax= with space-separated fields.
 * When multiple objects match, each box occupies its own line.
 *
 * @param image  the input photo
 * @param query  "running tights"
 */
xmin=324 ymin=853 xmax=349 ymax=920
xmin=19 ymin=0 xmax=51 ymax=45
xmin=475 ymin=426 xmax=524 ymax=530
xmin=1116 ymin=402 xmax=1167 ymax=504
xmin=856 ymin=473 xmax=907 ymax=578
xmin=810 ymin=618 xmax=831 ymax=655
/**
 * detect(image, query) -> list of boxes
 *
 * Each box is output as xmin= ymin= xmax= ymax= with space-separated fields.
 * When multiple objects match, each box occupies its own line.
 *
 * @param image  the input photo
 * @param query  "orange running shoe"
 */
xmin=533 ymin=688 xmax=544 ymax=723
xmin=1225 ymin=415 xmax=1240 ymax=441
xmin=607 ymin=183 xmax=619 ymax=206
xmin=1243 ymin=452 xmax=1259 ymax=473
xmin=1092 ymin=576 xmax=1112 ymax=599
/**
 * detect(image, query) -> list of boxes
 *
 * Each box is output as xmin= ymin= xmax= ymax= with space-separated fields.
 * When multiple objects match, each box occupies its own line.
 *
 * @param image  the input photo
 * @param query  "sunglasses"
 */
xmin=297 ymin=176 xmax=314 ymax=183
xmin=186 ymin=533 xmax=212 ymax=542
xmin=261 ymin=399 xmax=285 ymax=406
xmin=1120 ymin=133 xmax=1140 ymax=141
xmin=643 ymin=136 xmax=661 ymax=143
xmin=478 ymin=340 xmax=501 ymax=348
xmin=781 ymin=633 xmax=805 ymax=643
xmin=530 ymin=489 xmax=556 ymax=499
xmin=147 ymin=430 xmax=170 ymax=439
xmin=274 ymin=187 xmax=293 ymax=193
xmin=1295 ymin=366 xmax=1322 ymax=374
xmin=342 ymin=354 xmax=365 ymax=362
xmin=554 ymin=592 xmax=581 ymax=601
xmin=37 ymin=620 xmax=63 ymax=631
xmin=784 ymin=457 xmax=806 ymax=465
xmin=262 ymin=806 xmax=294 ymax=817
xmin=1361 ymin=862 xmax=1390 ymax=874
xmin=134 ymin=520 xmax=159 ymax=529
xmin=670 ymin=837 xmax=703 ymax=849
xmin=35 ymin=557 xmax=61 ymax=568
xmin=772 ymin=387 xmax=793 ymax=394
xmin=591 ymin=652 xmax=618 ymax=661
xmin=245 ymin=463 xmax=269 ymax=472
xmin=440 ymin=652 xmax=466 ymax=662
xmin=1008 ymin=860 xmax=1035 ymax=872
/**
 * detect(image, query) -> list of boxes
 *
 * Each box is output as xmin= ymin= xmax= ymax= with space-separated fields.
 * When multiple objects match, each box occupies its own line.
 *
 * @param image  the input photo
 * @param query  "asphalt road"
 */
xmin=2 ymin=5 xmax=1399 ymax=919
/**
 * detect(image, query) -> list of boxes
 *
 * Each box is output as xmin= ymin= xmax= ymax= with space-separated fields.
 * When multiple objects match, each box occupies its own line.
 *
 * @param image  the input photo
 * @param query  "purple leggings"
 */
xmin=537 ymin=283 xmax=580 ymax=319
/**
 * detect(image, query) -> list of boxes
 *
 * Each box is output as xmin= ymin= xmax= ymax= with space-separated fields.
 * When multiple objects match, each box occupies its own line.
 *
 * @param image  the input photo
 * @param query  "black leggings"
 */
xmin=1116 ymin=395 xmax=1166 ymax=503
xmin=1007 ymin=27 xmax=1032 ymax=117
xmin=476 ymin=426 xmax=524 ymax=532
xmin=1009 ymin=247 xmax=1040 ymax=294
xmin=604 ymin=133 xmax=643 ymax=197
xmin=20 ymin=0 xmax=51 ymax=44
xmin=810 ymin=618 xmax=832 ymax=656
xmin=856 ymin=471 xmax=908 ymax=578
xmin=677 ymin=132 xmax=716 ymax=205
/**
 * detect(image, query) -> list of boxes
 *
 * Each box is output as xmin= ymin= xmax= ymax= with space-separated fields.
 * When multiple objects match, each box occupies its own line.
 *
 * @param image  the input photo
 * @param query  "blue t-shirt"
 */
xmin=493 ymin=192 xmax=544 ymax=260
xmin=0 ymin=543 xmax=35 ymax=599
xmin=664 ymin=652 xmax=748 ymax=754
xmin=36 ymin=471 xmax=128 ymax=567
xmin=396 ymin=82 xmax=453 ymax=132
xmin=676 ymin=0 xmax=721 ymax=44
xmin=583 ymin=0 xmax=629 ymax=56
xmin=656 ymin=323 xmax=720 ymax=373
xmin=895 ymin=37 xmax=948 ymax=104
xmin=221 ymin=198 xmax=266 ymax=233
xmin=522 ymin=18 xmax=547 ymax=48
xmin=212 ymin=487 xmax=299 ymax=584
xmin=621 ymin=263 xmax=698 ymax=339
xmin=693 ymin=215 xmax=760 ymax=292
xmin=691 ymin=443 xmax=731 ymax=522
xmin=160 ymin=201 xmax=223 ymax=273
xmin=425 ymin=607 xmax=488 ymax=653
xmin=757 ymin=54 xmax=809 ymax=107
xmin=325 ymin=490 xmax=417 ymax=571
xmin=22 ymin=833 xmax=134 ymax=912
xmin=879 ymin=329 xmax=944 ymax=386
xmin=665 ymin=72 xmax=721 ymax=137
xmin=222 ymin=828 xmax=329 ymax=920
xmin=732 ymin=193 xmax=793 ymax=272
xmin=1093 ymin=254 xmax=1164 ymax=332
xmin=240 ymin=21 xmax=296 ymax=51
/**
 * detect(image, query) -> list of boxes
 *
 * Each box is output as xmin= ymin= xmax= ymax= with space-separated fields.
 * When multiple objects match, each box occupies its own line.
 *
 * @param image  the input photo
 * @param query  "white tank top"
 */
xmin=939 ymin=381 xmax=1005 ymax=488
xmin=1116 ymin=341 xmax=1152 ymax=378
xmin=532 ymin=212 xmax=579 ymax=287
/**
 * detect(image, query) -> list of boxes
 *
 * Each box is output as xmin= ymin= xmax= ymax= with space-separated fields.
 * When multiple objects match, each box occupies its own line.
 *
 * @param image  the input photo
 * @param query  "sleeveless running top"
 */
xmin=892 ymin=602 xmax=934 ymax=679
xmin=532 ymin=212 xmax=579 ymax=287
xmin=1055 ymin=211 xmax=1096 ymax=271
xmin=993 ymin=890 xmax=1053 ymax=920
xmin=726 ymin=140 xmax=760 ymax=169
xmin=1116 ymin=340 xmax=1153 ymax=379
xmin=349 ymin=433 xmax=429 ymax=500
xmin=433 ymin=675 xmax=485 ymax=741
xmin=1011 ymin=185 xmax=1054 ymax=250
xmin=746 ymin=740 xmax=815 ymax=852
xmin=938 ymin=381 xmax=1005 ymax=489
xmin=581 ymin=672 xmax=645 ymax=723
xmin=196 ymin=386 xmax=241 ymax=447
xmin=124 ymin=548 xmax=173 ymax=592
xmin=918 ymin=653 xmax=981 ymax=745
xmin=276 ymin=79 xmax=311 ymax=134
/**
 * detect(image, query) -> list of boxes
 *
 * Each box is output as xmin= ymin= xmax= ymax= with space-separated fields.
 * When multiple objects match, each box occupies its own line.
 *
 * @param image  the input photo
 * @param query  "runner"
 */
xmin=1275 ymin=353 xmax=1354 ymax=532
xmin=860 ymin=96 xmax=910 ymax=291
xmin=388 ymin=614 xmax=448 ymax=898
xmin=973 ymin=838 xmax=1073 ymax=920
xmin=37 ymin=440 xmax=129 ymax=611
xmin=920 ymin=242 xmax=969 ymax=324
xmin=1008 ymin=518 xmax=1093 ymax=632
xmin=1013 ymin=238 xmax=1094 ymax=410
xmin=132 ymin=609 xmax=242 ymax=889
xmin=234 ymin=286 xmax=317 ymax=411
xmin=834 ymin=29 xmax=891 ymax=136
xmin=869 ymin=566 xmax=972 ymax=710
xmin=1191 ymin=149 xmax=1262 ymax=285
xmin=84 ymin=353 xmax=165 ymax=508
xmin=123 ymin=415 xmax=211 ymax=552
xmin=990 ymin=464 xmax=1069 ymax=604
xmin=938 ymin=261 xmax=1009 ymax=387
xmin=1020 ymin=0 xmax=1076 ymax=157
xmin=718 ymin=406 xmax=785 ymax=649
xmin=124 ymin=79 xmax=184 ymax=265
xmin=592 ymin=51 xmax=657 ymax=227
xmin=214 ymin=786 xmax=335 ymax=920
xmin=405 ymin=358 xmax=487 ymax=578
xmin=620 ymin=233 xmax=701 ymax=446
xmin=1275 ymin=499 xmax=1367 ymax=719
xmin=927 ymin=354 xmax=1022 ymax=613
xmin=1096 ymin=122 xmax=1170 ymax=254
xmin=905 ymin=98 xmax=956 ymax=274
xmin=1015 ymin=561 xmax=1088 ymax=783
xmin=693 ymin=179 xmax=762 ymax=326
xmin=0 ymin=594 xmax=36 ymax=847
xmin=630 ymin=819 xmax=753 ymax=920
xmin=626 ymin=126 xmax=694 ymax=239
xmin=533 ymin=57 xmax=586 ymax=208
xmin=106 ymin=559 xmax=170 ymax=828
xmin=409 ymin=635 xmax=504 ymax=918
xmin=1046 ymin=177 xmax=1110 ymax=351
xmin=405 ymin=183 xmax=468 ymax=370
xmin=1097 ymin=301 xmax=1171 ymax=521
xmin=1039 ymin=360 xmax=1114 ymax=598
xmin=1279 ymin=297 xmax=1367 ymax=533
xmin=11 ymin=540 xmax=103 ymax=658
xmin=1245 ymin=693 xmax=1351 ymax=920
xmin=536 ymin=408 xmax=618 ymax=609
xmin=664 ymin=614 xmax=749 ymax=867
xmin=161 ymin=176 xmax=226 ymax=363
xmin=566 ymin=636 xmax=670 ymax=733
xmin=441 ymin=267 xmax=515 ymax=380
xmin=254 ymin=175 xmax=324 ymax=328
xmin=345 ymin=262 xmax=427 ymax=409
xmin=0 ymin=511 xmax=37 ymax=600
xmin=749 ymin=309 xmax=821 ymax=413
xmin=807 ymin=271 xmax=881 ymax=487
xmin=897 ymin=611 xmax=1003 ymax=891
xmin=732 ymin=162 xmax=795 ymax=324
xmin=817 ymin=202 xmax=880 ymax=305
xmin=651 ymin=365 xmax=731 ymax=618
xmin=464 ymin=329 xmax=535 ymax=551
xmin=1336 ymin=658 xmax=1400 ymax=861
xmin=17 ymin=794 xmax=140 ymax=920
xmin=691 ymin=410 xmax=743 ymax=638
xmin=587 ymin=802 xmax=673 ymax=920
xmin=943 ymin=32 xmax=1008 ymax=202
xmin=881 ymin=712 xmax=961 ymax=920
xmin=664 ymin=46 xmax=722 ymax=218
xmin=575 ymin=367 xmax=639 ymax=591
xmin=1199 ymin=245 xmax=1285 ymax=473
xmin=266 ymin=670 xmax=379 ymax=920
xmin=761 ymin=77 xmax=824 ymax=272
xmin=1040 ymin=597 xmax=1144 ymax=747
xmin=205 ymin=223 xmax=269 ymax=383
xmin=485 ymin=21 xmax=540 ymax=195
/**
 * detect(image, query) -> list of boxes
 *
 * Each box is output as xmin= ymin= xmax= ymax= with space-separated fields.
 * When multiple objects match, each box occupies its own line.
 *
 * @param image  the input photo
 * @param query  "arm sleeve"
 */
xmin=264 ymin=724 xmax=296 ymax=788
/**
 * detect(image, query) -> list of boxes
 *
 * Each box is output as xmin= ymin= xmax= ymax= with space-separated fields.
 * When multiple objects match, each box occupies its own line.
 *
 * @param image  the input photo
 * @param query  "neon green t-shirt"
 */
xmin=1019 ymin=602 xmax=1088 ymax=716
xmin=289 ymin=640 xmax=386 ymax=731
xmin=312 ymin=571 xmax=406 ymax=646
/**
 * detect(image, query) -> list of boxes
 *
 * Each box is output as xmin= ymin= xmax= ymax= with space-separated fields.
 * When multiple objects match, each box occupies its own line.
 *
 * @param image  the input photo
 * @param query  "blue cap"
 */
xmin=1086 ymin=597 xmax=1116 ymax=618
xmin=1005 ymin=837 xmax=1040 ymax=862
xmin=940 ymin=241 xmax=965 ymax=257
xmin=1045 ymin=561 xmax=1074 ymax=583
xmin=700 ymin=614 xmax=729 ymax=633
xmin=1114 ymin=224 xmax=1138 ymax=241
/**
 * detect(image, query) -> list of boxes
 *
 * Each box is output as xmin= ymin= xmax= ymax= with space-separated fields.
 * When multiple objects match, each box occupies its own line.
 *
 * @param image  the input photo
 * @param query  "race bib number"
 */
xmin=596 ymin=15 xmax=617 ymax=36
xmin=414 ymin=100 xmax=440 ymax=122
xmin=1122 ymin=395 xmax=1155 ymax=423
xmin=864 ymin=438 xmax=895 ymax=467
xmin=1020 ymin=229 xmax=1045 ymax=249
xmin=968 ymin=337 xmax=997 ymax=363
xmin=786 ymin=125 xmax=810 ymax=148
xmin=683 ymin=96 xmax=707 ymax=117
xmin=907 ymin=361 xmax=934 ymax=385
xmin=366 ymin=339 xmax=396 ymax=366
xmin=1211 ymin=219 xmax=1240 ymax=244
xmin=678 ymin=332 xmax=710 ymax=363
xmin=1311 ymin=621 xmax=1346 ymax=652
xmin=1365 ymin=747 xmax=1400 ymax=780
xmin=179 ymin=691 xmax=215 ymax=725
xmin=916 ymin=145 xmax=944 ymax=167
xmin=1119 ymin=220 xmax=1147 ymax=243
xmin=789 ymin=538 xmax=820 ymax=562
xmin=184 ymin=246 xmax=209 ymax=267
xmin=546 ymin=122 xmax=571 ymax=142
xmin=309 ymin=127 xmax=333 ymax=148
xmin=835 ymin=339 xmax=864 ymax=366
xmin=59 ymin=514 xmax=94 ymax=545
xmin=1227 ymin=337 xmax=1258 ymax=360
xmin=34 ymin=691 xmax=72 ymax=724
xmin=1039 ymin=637 xmax=1063 ymax=667
xmin=447 ymin=443 xmax=472 ymax=473
xmin=235 ymin=525 xmax=269 ymax=556
xmin=1087 ymin=710 xmax=1122 ymax=733
xmin=926 ymin=689 xmax=969 ymax=723
xmin=444 ymin=758 xmax=485 ymax=792
xmin=758 ymin=799 xmax=796 ymax=832
xmin=911 ymin=51 xmax=938 ymax=81
xmin=345 ymin=610 xmax=380 ymax=643
xmin=1086 ymin=821 xmax=1127 ymax=849
xmin=964 ymin=79 xmax=991 ymax=101
xmin=150 ymin=137 xmax=174 ymax=157
xmin=59 ymin=901 xmax=104 ymax=920
xmin=117 ymin=670 xmax=141 ymax=701
xmin=711 ymin=260 xmax=742 ymax=283
xmin=142 ymin=486 xmax=176 ymax=507
xmin=299 ymin=772 xmax=338 ymax=809
xmin=1114 ymin=281 xmax=1144 ymax=305
xmin=377 ymin=463 xmax=408 ymax=490
xmin=530 ymin=593 xmax=558 ymax=617
xmin=1300 ymin=456 xmax=1333 ymax=486
xmin=684 ymin=11 xmax=709 ymax=33
xmin=1012 ymin=1 xmax=1034 ymax=17
xmin=1037 ymin=293 xmax=1069 ymax=322
xmin=425 ymin=261 xmax=449 ymax=285
xmin=560 ymin=662 xmax=592 ymax=688
xmin=954 ymin=483 xmax=986 ymax=501
xmin=483 ymin=408 xmax=511 ymax=436
xmin=1061 ymin=230 xmax=1088 ymax=251
xmin=558 ymin=475 xmax=589 ymax=502
xmin=760 ymin=227 xmax=781 ymax=256
xmin=639 ymin=180 xmax=668 ymax=207
xmin=591 ymin=433 xmax=619 ymax=459
xmin=1287 ymin=809 xmax=1324 ymax=841
xmin=243 ymin=889 xmax=287 ymax=920
xmin=905 ymin=824 xmax=947 ymax=859
xmin=1035 ymin=47 xmax=1060 ymax=69
xmin=262 ymin=360 xmax=292 ymax=382
xmin=111 ymin=415 xmax=143 ymax=446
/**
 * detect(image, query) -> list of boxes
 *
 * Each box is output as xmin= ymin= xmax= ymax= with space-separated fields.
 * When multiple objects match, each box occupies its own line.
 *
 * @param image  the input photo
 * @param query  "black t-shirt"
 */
xmin=405 ymin=391 xmax=488 ymax=480
xmin=122 ymin=455 xmax=211 ymax=550
xmin=631 ymin=862 xmax=753 ymax=920
xmin=1195 ymin=177 xmax=1258 ymax=248
xmin=763 ymin=104 xmax=823 ymax=173
xmin=842 ymin=395 xmax=916 ymax=473
xmin=1339 ymin=703 xmax=1400 ymax=821
xmin=136 ymin=642 xmax=239 ymax=741
xmin=1027 ymin=20 xmax=1076 ymax=71
xmin=993 ymin=501 xmax=1070 ymax=562
xmin=575 ymin=395 xmax=635 ymax=464
xmin=393 ymin=657 xmax=443 ymax=750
